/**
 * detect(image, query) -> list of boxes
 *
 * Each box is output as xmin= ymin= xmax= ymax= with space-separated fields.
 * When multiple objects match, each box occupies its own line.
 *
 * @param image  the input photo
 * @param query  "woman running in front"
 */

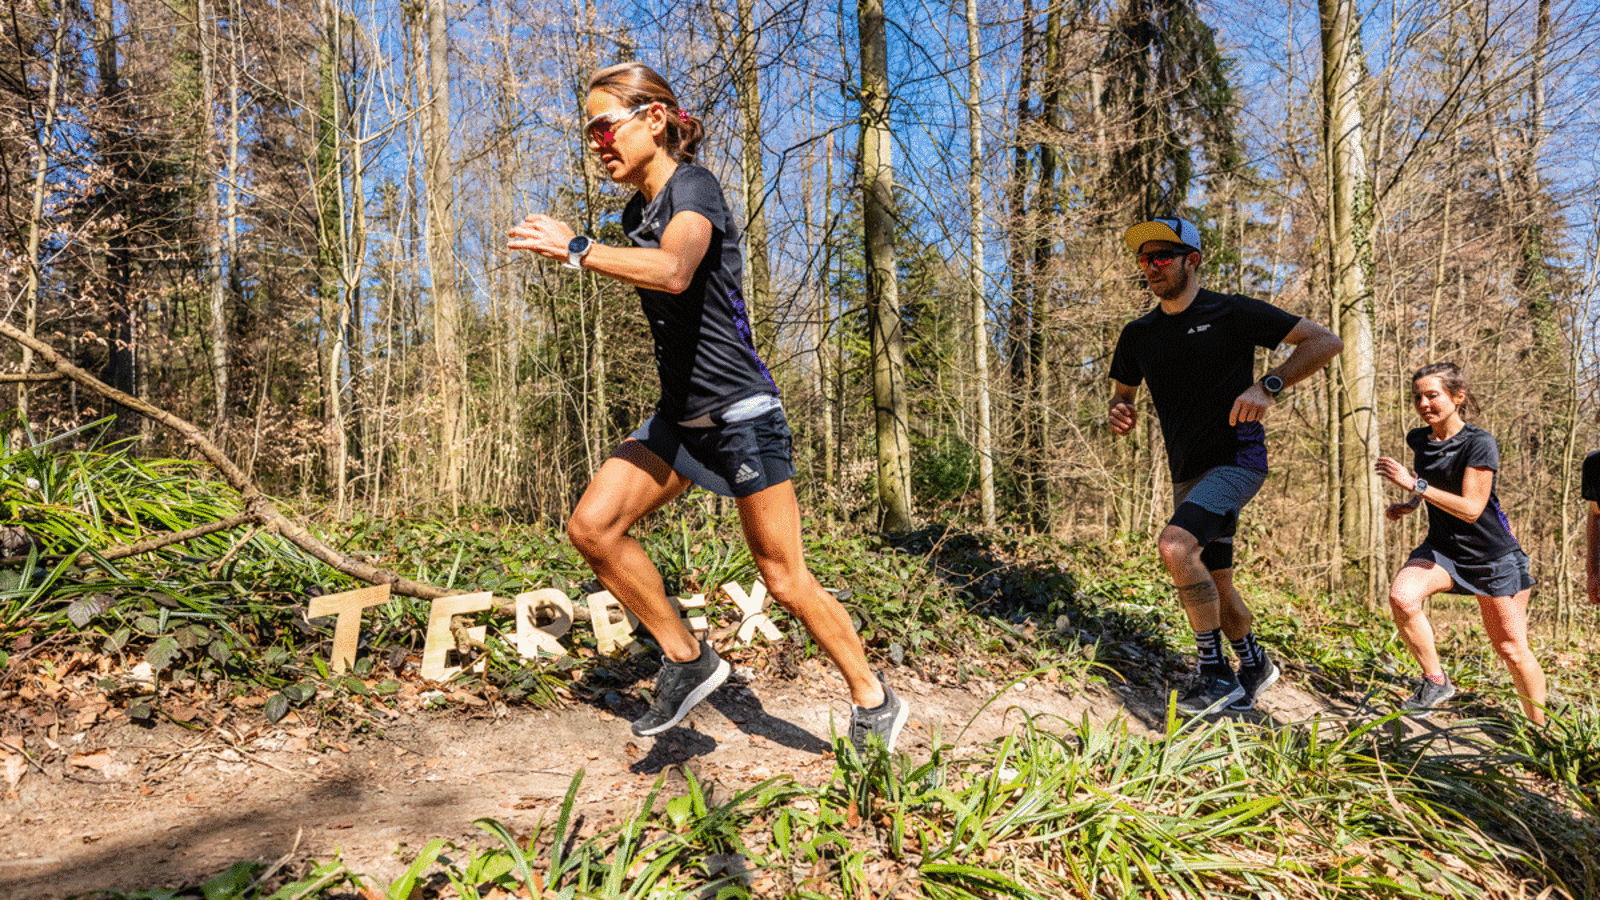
xmin=506 ymin=62 xmax=906 ymax=753
xmin=1374 ymin=362 xmax=1546 ymax=724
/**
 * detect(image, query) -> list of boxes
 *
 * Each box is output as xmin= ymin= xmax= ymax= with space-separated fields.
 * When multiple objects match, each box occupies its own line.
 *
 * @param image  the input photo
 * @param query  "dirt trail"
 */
xmin=0 ymin=659 xmax=1355 ymax=899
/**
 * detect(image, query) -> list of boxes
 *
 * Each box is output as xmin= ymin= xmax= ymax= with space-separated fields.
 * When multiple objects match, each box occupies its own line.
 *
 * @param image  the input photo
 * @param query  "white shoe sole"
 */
xmin=1229 ymin=662 xmax=1281 ymax=711
xmin=632 ymin=658 xmax=730 ymax=737
xmin=1175 ymin=683 xmax=1246 ymax=716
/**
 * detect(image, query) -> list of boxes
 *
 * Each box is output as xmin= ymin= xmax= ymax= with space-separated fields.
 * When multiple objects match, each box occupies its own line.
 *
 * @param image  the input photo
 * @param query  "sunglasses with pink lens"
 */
xmin=585 ymin=104 xmax=653 ymax=144
xmin=1136 ymin=249 xmax=1189 ymax=268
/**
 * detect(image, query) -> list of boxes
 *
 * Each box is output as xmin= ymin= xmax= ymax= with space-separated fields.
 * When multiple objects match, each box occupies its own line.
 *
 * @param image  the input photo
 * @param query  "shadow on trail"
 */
xmin=707 ymin=684 xmax=831 ymax=755
xmin=620 ymin=680 xmax=831 ymax=775
xmin=879 ymin=525 xmax=1187 ymax=694
xmin=628 ymin=727 xmax=718 ymax=774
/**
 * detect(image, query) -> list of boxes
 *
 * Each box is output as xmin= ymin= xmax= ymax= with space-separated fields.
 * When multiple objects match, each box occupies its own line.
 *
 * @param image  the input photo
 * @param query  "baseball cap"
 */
xmin=1124 ymin=216 xmax=1201 ymax=255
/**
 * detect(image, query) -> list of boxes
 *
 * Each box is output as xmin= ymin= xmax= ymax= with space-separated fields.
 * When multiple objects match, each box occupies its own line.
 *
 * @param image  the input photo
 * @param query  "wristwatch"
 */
xmin=565 ymin=235 xmax=593 ymax=269
xmin=1412 ymin=477 xmax=1429 ymax=496
xmin=1260 ymin=373 xmax=1285 ymax=399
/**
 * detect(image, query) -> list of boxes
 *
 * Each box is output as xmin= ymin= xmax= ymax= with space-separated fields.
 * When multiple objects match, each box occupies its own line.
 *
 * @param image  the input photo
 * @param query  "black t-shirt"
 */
xmin=1408 ymin=423 xmax=1522 ymax=564
xmin=1110 ymin=289 xmax=1301 ymax=482
xmin=622 ymin=164 xmax=777 ymax=421
xmin=1583 ymin=450 xmax=1600 ymax=505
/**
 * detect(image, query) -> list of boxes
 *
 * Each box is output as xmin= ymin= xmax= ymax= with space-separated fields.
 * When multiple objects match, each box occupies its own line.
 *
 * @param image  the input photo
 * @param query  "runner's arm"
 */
xmin=1230 ymin=318 xmax=1344 ymax=425
xmin=1109 ymin=380 xmax=1138 ymax=436
xmin=508 ymin=210 xmax=712 ymax=294
xmin=1412 ymin=464 xmax=1495 ymax=524
xmin=1587 ymin=501 xmax=1599 ymax=605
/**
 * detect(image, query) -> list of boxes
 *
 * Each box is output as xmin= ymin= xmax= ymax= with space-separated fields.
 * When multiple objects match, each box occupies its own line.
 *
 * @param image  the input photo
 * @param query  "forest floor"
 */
xmin=0 ymin=645 xmax=1400 ymax=900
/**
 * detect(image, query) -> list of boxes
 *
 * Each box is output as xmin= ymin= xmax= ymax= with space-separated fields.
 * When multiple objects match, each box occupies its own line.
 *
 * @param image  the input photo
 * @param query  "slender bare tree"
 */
xmin=417 ymin=0 xmax=465 ymax=509
xmin=858 ymin=0 xmax=912 ymax=531
xmin=965 ymin=0 xmax=995 ymax=529
xmin=1321 ymin=0 xmax=1383 ymax=596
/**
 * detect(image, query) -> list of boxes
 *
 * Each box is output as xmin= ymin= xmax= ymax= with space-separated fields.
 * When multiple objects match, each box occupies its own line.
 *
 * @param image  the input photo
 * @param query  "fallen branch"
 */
xmin=0 ymin=512 xmax=254 ymax=568
xmin=0 ymin=372 xmax=65 ymax=384
xmin=0 ymin=319 xmax=452 ymax=600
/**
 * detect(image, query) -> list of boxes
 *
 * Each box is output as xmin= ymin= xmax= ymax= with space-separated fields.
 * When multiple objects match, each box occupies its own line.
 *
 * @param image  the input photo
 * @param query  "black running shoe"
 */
xmin=1401 ymin=674 xmax=1456 ymax=717
xmin=1175 ymin=668 xmax=1246 ymax=716
xmin=848 ymin=674 xmax=909 ymax=754
xmin=631 ymin=641 xmax=730 ymax=737
xmin=1230 ymin=656 xmax=1281 ymax=711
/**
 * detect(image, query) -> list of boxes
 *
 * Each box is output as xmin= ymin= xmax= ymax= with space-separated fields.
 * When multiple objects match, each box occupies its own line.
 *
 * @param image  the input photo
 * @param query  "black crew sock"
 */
xmin=1230 ymin=632 xmax=1264 ymax=670
xmin=1195 ymin=628 xmax=1226 ymax=671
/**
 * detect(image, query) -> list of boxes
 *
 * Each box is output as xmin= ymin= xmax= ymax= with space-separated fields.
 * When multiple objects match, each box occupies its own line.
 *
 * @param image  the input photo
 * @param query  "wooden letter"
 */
xmin=674 ymin=593 xmax=709 ymax=635
xmin=587 ymin=590 xmax=645 ymax=656
xmin=421 ymin=592 xmax=494 ymax=681
xmin=722 ymin=580 xmax=782 ymax=645
xmin=307 ymin=584 xmax=391 ymax=674
xmin=585 ymin=590 xmax=707 ymax=655
xmin=513 ymin=589 xmax=572 ymax=658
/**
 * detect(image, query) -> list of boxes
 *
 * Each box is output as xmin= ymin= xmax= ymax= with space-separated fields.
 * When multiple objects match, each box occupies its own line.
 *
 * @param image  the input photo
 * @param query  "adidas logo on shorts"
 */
xmin=734 ymin=463 xmax=760 ymax=485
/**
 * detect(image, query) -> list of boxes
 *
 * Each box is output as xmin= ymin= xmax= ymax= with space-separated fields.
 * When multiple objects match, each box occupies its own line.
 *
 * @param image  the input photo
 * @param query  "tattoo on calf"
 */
xmin=1178 ymin=581 xmax=1221 ymax=610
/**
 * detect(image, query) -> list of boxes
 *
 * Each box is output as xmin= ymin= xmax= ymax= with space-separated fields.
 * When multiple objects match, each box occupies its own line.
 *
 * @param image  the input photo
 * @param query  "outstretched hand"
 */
xmin=1374 ymin=455 xmax=1417 ymax=491
xmin=507 ymin=214 xmax=575 ymax=262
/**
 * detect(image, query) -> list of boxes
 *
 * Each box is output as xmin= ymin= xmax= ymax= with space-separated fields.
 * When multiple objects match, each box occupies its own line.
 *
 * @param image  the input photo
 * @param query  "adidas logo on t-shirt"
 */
xmin=734 ymin=463 xmax=761 ymax=485
xmin=1188 ymin=324 xmax=1211 ymax=334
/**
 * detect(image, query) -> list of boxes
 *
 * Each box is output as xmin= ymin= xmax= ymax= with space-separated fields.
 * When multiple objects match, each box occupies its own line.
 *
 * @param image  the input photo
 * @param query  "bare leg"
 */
xmin=567 ymin=441 xmax=700 ymax=663
xmin=736 ymin=481 xmax=884 ymax=708
xmin=1387 ymin=561 xmax=1455 ymax=679
xmin=1211 ymin=567 xmax=1253 ymax=641
xmin=1476 ymin=589 xmax=1546 ymax=724
xmin=1158 ymin=525 xmax=1221 ymax=632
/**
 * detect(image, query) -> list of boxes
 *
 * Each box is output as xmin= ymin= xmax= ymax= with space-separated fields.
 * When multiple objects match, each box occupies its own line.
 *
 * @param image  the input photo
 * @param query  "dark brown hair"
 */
xmin=1412 ymin=361 xmax=1479 ymax=418
xmin=588 ymin=62 xmax=705 ymax=163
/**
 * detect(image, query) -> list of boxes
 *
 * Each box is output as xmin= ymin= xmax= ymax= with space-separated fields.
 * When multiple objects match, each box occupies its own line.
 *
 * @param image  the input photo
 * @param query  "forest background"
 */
xmin=3 ymin=0 xmax=1598 ymax=618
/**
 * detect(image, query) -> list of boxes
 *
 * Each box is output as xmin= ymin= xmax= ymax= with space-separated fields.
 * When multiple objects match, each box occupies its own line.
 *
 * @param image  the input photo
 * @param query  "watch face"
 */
xmin=567 ymin=236 xmax=590 ymax=255
xmin=1263 ymin=375 xmax=1284 ymax=394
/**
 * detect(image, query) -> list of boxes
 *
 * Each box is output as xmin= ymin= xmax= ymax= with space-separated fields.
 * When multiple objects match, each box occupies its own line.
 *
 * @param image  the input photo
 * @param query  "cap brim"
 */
xmin=1124 ymin=221 xmax=1190 ymax=254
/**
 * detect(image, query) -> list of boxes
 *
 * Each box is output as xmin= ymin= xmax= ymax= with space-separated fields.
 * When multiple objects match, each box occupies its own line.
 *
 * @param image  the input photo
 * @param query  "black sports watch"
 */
xmin=565 ymin=235 xmax=593 ymax=269
xmin=1260 ymin=373 xmax=1285 ymax=399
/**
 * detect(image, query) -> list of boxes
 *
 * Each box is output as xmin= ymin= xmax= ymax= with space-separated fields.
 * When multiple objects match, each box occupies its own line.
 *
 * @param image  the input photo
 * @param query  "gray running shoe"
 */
xmin=1401 ymin=674 xmax=1456 ymax=717
xmin=631 ymin=641 xmax=730 ymax=737
xmin=848 ymin=674 xmax=909 ymax=754
xmin=1175 ymin=668 xmax=1246 ymax=716
xmin=1230 ymin=656 xmax=1281 ymax=711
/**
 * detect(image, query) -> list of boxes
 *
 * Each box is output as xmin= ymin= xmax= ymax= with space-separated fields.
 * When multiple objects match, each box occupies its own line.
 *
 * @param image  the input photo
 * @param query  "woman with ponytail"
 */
xmin=1375 ymin=362 xmax=1546 ymax=723
xmin=508 ymin=63 xmax=906 ymax=753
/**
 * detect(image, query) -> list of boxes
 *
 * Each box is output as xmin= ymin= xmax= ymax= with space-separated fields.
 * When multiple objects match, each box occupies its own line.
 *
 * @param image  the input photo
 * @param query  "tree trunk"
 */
xmin=93 ymin=0 xmax=137 ymax=406
xmin=1007 ymin=0 xmax=1037 ymax=526
xmin=314 ymin=0 xmax=348 ymax=502
xmin=735 ymin=0 xmax=773 ymax=357
xmin=419 ymin=0 xmax=465 ymax=509
xmin=196 ymin=0 xmax=228 ymax=426
xmin=18 ymin=14 xmax=66 ymax=429
xmin=858 ymin=0 xmax=912 ymax=532
xmin=1025 ymin=0 xmax=1063 ymax=533
xmin=822 ymin=130 xmax=838 ymax=493
xmin=965 ymin=0 xmax=995 ymax=529
xmin=1320 ymin=0 xmax=1382 ymax=599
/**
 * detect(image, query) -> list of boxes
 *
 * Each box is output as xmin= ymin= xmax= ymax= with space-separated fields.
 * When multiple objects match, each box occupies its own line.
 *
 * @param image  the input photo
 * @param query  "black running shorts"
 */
xmin=629 ymin=406 xmax=794 ymax=499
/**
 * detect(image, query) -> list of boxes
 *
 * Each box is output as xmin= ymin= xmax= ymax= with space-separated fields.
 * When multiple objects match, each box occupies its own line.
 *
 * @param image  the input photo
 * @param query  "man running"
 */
xmin=1108 ymin=216 xmax=1343 ymax=713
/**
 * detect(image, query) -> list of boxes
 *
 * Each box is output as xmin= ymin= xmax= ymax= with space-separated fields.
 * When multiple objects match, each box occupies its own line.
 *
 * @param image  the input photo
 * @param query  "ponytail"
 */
xmin=589 ymin=62 xmax=703 ymax=163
